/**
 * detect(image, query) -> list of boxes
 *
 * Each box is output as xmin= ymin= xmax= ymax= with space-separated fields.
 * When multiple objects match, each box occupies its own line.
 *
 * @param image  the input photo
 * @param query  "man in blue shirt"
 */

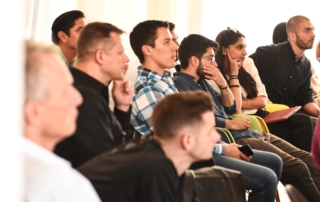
xmin=174 ymin=33 xmax=320 ymax=202
xmin=129 ymin=20 xmax=282 ymax=202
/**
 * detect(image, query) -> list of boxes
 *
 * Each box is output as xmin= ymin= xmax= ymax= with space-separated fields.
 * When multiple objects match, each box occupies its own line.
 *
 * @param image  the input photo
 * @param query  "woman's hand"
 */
xmin=226 ymin=49 xmax=240 ymax=76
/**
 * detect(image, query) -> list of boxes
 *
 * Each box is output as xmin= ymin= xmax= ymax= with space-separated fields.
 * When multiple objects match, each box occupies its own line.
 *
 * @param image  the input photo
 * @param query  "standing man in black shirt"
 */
xmin=54 ymin=22 xmax=133 ymax=168
xmin=78 ymin=91 xmax=221 ymax=202
xmin=250 ymin=15 xmax=320 ymax=118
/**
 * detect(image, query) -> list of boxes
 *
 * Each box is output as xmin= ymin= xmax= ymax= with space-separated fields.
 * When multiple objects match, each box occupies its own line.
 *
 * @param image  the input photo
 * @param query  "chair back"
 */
xmin=285 ymin=184 xmax=309 ymax=202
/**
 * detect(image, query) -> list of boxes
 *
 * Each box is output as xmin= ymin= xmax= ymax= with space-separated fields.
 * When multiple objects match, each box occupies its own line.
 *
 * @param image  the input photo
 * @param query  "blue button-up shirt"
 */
xmin=173 ymin=72 xmax=260 ymax=140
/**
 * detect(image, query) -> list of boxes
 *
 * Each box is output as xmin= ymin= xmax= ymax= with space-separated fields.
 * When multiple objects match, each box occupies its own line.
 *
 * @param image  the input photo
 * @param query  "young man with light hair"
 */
xmin=23 ymin=41 xmax=100 ymax=201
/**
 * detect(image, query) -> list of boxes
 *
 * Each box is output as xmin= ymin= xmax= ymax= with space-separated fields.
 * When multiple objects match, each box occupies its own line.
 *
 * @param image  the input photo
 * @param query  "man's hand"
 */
xmin=225 ymin=118 xmax=251 ymax=130
xmin=203 ymin=64 xmax=227 ymax=88
xmin=223 ymin=143 xmax=252 ymax=161
xmin=112 ymin=79 xmax=134 ymax=112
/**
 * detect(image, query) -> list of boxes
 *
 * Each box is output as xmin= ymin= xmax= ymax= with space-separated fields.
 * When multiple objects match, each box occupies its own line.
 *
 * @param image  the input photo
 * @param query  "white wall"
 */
xmin=201 ymin=0 xmax=320 ymax=75
xmin=0 ymin=1 xmax=25 ymax=201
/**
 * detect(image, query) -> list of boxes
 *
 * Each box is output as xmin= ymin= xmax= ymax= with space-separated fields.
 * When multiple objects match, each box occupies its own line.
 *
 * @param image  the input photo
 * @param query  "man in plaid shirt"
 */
xmin=129 ymin=21 xmax=285 ymax=202
xmin=129 ymin=20 xmax=179 ymax=136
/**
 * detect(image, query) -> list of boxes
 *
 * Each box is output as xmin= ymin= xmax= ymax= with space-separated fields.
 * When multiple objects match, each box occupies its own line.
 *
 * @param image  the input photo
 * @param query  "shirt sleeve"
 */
xmin=114 ymin=106 xmax=134 ymax=140
xmin=211 ymin=86 xmax=237 ymax=114
xmin=214 ymin=143 xmax=226 ymax=155
xmin=131 ymin=86 xmax=166 ymax=135
xmin=215 ymin=117 xmax=226 ymax=128
xmin=294 ymin=68 xmax=315 ymax=107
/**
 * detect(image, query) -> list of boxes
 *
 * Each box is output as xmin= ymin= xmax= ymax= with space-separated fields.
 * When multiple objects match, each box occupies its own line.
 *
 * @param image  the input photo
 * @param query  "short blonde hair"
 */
xmin=25 ymin=40 xmax=55 ymax=103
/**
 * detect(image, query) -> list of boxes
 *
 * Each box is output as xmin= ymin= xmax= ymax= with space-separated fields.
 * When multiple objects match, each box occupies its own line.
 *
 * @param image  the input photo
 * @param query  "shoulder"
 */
xmin=24 ymin=151 xmax=99 ymax=201
xmin=243 ymin=58 xmax=258 ymax=73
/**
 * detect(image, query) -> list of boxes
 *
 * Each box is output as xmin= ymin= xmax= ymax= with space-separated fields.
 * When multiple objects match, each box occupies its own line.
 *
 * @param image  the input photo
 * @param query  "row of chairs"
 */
xmin=215 ymin=103 xmax=308 ymax=202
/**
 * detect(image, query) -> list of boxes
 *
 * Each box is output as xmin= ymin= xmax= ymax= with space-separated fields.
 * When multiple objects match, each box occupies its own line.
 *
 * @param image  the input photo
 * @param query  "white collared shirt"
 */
xmin=23 ymin=138 xmax=101 ymax=202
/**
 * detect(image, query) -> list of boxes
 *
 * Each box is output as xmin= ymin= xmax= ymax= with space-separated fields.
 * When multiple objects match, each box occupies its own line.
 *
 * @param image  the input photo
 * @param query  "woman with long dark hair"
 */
xmin=212 ymin=28 xmax=314 ymax=151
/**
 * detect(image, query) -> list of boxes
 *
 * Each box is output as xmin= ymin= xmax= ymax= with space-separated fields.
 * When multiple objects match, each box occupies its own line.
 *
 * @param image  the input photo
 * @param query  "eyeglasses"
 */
xmin=202 ymin=55 xmax=215 ymax=63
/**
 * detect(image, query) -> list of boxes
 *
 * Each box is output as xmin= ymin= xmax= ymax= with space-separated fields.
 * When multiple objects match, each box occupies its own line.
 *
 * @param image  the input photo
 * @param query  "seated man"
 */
xmin=174 ymin=33 xmax=320 ymax=202
xmin=23 ymin=41 xmax=100 ymax=201
xmin=249 ymin=15 xmax=320 ymax=118
xmin=78 ymin=91 xmax=220 ymax=202
xmin=54 ymin=22 xmax=133 ymax=168
xmin=129 ymin=20 xmax=282 ymax=202
xmin=51 ymin=10 xmax=87 ymax=67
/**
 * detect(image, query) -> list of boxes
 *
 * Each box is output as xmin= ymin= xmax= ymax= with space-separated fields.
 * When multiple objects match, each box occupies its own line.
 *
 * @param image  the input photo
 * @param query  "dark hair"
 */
xmin=129 ymin=20 xmax=169 ymax=63
xmin=152 ymin=91 xmax=215 ymax=139
xmin=51 ymin=10 xmax=85 ymax=45
xmin=77 ymin=22 xmax=124 ymax=60
xmin=179 ymin=34 xmax=219 ymax=69
xmin=273 ymin=22 xmax=287 ymax=44
xmin=168 ymin=22 xmax=175 ymax=32
xmin=215 ymin=29 xmax=257 ymax=98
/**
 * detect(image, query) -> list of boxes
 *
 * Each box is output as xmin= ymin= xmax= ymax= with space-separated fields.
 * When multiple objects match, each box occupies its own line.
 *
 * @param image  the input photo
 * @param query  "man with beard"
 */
xmin=174 ymin=34 xmax=320 ymax=202
xmin=130 ymin=21 xmax=283 ymax=202
xmin=250 ymin=15 xmax=320 ymax=118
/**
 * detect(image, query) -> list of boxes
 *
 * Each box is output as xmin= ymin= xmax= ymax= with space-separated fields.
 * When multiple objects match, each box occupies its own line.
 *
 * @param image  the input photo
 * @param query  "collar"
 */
xmin=138 ymin=66 xmax=171 ymax=81
xmin=70 ymin=68 xmax=106 ymax=93
xmin=174 ymin=72 xmax=197 ymax=82
xmin=285 ymin=41 xmax=306 ymax=62
xmin=53 ymin=45 xmax=77 ymax=67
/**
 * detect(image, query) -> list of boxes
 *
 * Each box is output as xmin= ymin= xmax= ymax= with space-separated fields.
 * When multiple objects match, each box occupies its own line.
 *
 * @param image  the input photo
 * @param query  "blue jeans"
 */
xmin=214 ymin=149 xmax=282 ymax=202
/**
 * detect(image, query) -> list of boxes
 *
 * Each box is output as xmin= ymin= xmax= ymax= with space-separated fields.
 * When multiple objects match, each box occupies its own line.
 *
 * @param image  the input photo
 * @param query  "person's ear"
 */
xmin=24 ymin=100 xmax=41 ymax=126
xmin=189 ymin=56 xmax=199 ymax=67
xmin=94 ymin=49 xmax=105 ymax=65
xmin=142 ymin=45 xmax=152 ymax=57
xmin=57 ymin=31 xmax=67 ymax=43
xmin=222 ymin=46 xmax=227 ymax=55
xmin=181 ymin=132 xmax=194 ymax=151
xmin=288 ymin=32 xmax=296 ymax=41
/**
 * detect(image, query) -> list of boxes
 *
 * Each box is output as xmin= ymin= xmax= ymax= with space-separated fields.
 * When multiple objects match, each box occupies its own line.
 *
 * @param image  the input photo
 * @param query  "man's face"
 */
xmin=65 ymin=17 xmax=87 ymax=50
xmin=196 ymin=47 xmax=217 ymax=78
xmin=40 ymin=54 xmax=83 ymax=139
xmin=294 ymin=20 xmax=316 ymax=50
xmin=150 ymin=27 xmax=179 ymax=69
xmin=103 ymin=32 xmax=130 ymax=80
xmin=225 ymin=37 xmax=247 ymax=67
xmin=171 ymin=30 xmax=180 ymax=61
xmin=190 ymin=111 xmax=220 ymax=160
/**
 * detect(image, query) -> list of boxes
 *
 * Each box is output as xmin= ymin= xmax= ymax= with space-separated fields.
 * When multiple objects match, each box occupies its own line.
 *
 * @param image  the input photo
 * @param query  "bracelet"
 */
xmin=229 ymin=85 xmax=239 ymax=88
xmin=229 ymin=74 xmax=238 ymax=77
xmin=219 ymin=85 xmax=228 ymax=90
xmin=229 ymin=77 xmax=238 ymax=80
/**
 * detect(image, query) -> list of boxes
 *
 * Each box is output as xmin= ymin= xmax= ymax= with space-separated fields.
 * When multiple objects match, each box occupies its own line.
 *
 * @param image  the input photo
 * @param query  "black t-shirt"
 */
xmin=77 ymin=139 xmax=185 ymax=202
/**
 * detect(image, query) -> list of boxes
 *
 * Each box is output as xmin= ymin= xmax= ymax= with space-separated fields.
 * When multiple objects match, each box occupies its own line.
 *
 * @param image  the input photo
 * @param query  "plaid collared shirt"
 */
xmin=131 ymin=66 xmax=178 ymax=135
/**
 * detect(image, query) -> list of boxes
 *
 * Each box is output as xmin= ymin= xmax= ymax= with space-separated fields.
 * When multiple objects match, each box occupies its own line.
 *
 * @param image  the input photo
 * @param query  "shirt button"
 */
xmin=290 ymin=76 xmax=292 ymax=78
xmin=284 ymin=88 xmax=286 ymax=90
